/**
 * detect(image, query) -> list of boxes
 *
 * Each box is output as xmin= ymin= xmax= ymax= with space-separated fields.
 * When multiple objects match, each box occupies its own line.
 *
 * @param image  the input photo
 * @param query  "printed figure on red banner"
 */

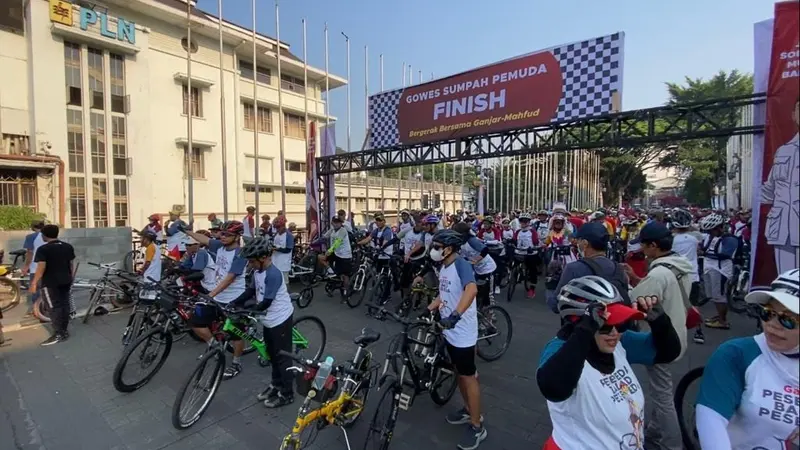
xmin=761 ymin=97 xmax=800 ymax=273
xmin=762 ymin=97 xmax=800 ymax=274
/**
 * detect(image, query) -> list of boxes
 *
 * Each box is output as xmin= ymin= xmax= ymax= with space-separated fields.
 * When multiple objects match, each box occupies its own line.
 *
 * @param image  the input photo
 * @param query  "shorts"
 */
xmin=703 ymin=270 xmax=728 ymax=303
xmin=328 ymin=255 xmax=352 ymax=276
xmin=446 ymin=343 xmax=477 ymax=377
xmin=189 ymin=303 xmax=242 ymax=341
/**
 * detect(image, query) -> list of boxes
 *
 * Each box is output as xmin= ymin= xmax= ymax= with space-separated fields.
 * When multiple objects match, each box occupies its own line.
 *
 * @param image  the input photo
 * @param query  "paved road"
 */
xmin=0 ymin=282 xmax=753 ymax=450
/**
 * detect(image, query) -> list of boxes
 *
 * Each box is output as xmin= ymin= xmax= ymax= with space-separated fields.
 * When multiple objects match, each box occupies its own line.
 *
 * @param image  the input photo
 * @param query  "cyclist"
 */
xmin=184 ymin=221 xmax=248 ymax=379
xmin=144 ymin=213 xmax=164 ymax=241
xmin=454 ymin=222 xmax=497 ymax=309
xmin=138 ymin=230 xmax=162 ymax=282
xmin=699 ymin=213 xmax=739 ymax=330
xmin=318 ymin=216 xmax=352 ymax=297
xmin=398 ymin=210 xmax=414 ymax=245
xmin=425 ymin=229 xmax=487 ymax=450
xmin=534 ymin=210 xmax=551 ymax=245
xmin=231 ymin=237 xmax=296 ymax=408
xmin=513 ymin=213 xmax=541 ymax=299
xmin=477 ymin=216 xmax=504 ymax=294
xmin=537 ymin=276 xmax=681 ymax=450
xmin=270 ymin=216 xmax=294 ymax=285
xmin=178 ymin=236 xmax=216 ymax=293
xmin=397 ymin=215 xmax=427 ymax=300
xmin=621 ymin=217 xmax=642 ymax=244
xmin=21 ymin=220 xmax=45 ymax=316
xmin=670 ymin=208 xmax=704 ymax=343
xmin=357 ymin=213 xmax=395 ymax=301
xmin=695 ymin=269 xmax=799 ymax=450
xmin=165 ymin=210 xmax=189 ymax=259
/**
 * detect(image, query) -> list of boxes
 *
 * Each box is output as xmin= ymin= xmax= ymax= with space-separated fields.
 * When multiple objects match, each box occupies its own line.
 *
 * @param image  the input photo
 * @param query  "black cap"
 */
xmin=574 ymin=222 xmax=609 ymax=250
xmin=639 ymin=222 xmax=671 ymax=243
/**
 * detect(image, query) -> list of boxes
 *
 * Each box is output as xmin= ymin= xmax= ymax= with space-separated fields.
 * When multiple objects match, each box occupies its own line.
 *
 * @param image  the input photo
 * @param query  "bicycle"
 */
xmin=349 ymin=247 xmax=378 ymax=307
xmin=278 ymin=329 xmax=381 ymax=450
xmin=506 ymin=247 xmax=539 ymax=302
xmin=366 ymin=253 xmax=403 ymax=310
xmin=0 ymin=265 xmax=21 ymax=313
xmin=674 ymin=366 xmax=704 ymax=450
xmin=171 ymin=302 xmax=327 ymax=429
xmin=724 ymin=249 xmax=750 ymax=314
xmin=81 ymin=262 xmax=138 ymax=324
xmin=362 ymin=306 xmax=459 ymax=449
xmin=398 ymin=282 xmax=438 ymax=318
xmin=112 ymin=280 xmax=189 ymax=392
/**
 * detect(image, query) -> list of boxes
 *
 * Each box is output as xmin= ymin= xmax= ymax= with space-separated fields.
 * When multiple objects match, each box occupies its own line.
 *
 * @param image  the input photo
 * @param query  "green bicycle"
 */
xmin=171 ymin=302 xmax=326 ymax=430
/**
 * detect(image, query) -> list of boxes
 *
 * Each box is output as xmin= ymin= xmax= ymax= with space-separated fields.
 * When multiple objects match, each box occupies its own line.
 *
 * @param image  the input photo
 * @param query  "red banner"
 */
xmin=305 ymin=122 xmax=319 ymax=241
xmin=398 ymin=52 xmax=562 ymax=144
xmin=753 ymin=0 xmax=799 ymax=286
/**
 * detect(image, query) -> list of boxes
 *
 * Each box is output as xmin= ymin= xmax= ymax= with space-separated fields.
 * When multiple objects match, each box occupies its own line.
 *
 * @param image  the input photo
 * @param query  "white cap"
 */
xmin=745 ymin=269 xmax=799 ymax=315
xmin=182 ymin=236 xmax=199 ymax=246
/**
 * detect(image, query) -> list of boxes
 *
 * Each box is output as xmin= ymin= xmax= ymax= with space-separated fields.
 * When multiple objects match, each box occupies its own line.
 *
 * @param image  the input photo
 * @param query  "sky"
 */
xmin=196 ymin=0 xmax=775 ymax=151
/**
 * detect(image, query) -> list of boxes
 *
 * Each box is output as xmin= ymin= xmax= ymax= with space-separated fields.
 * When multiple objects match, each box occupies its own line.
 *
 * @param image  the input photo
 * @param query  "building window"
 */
xmin=180 ymin=37 xmax=198 ymax=54
xmin=284 ymin=113 xmax=306 ymax=139
xmin=238 ymin=61 xmax=271 ymax=85
xmin=90 ymin=112 xmax=106 ymax=174
xmin=0 ymin=169 xmax=37 ymax=208
xmin=114 ymin=179 xmax=128 ymax=226
xmin=183 ymin=146 xmax=204 ymax=179
xmin=280 ymin=74 xmax=305 ymax=94
xmin=243 ymin=184 xmax=274 ymax=203
xmin=1 ymin=134 xmax=30 ymax=156
xmin=111 ymin=116 xmax=127 ymax=175
xmin=92 ymin=178 xmax=108 ymax=227
xmin=243 ymin=103 xmax=272 ymax=133
xmin=284 ymin=161 xmax=306 ymax=172
xmin=69 ymin=176 xmax=87 ymax=228
xmin=67 ymin=110 xmax=84 ymax=172
xmin=109 ymin=53 xmax=126 ymax=113
xmin=64 ymin=42 xmax=82 ymax=106
xmin=182 ymin=85 xmax=202 ymax=117
xmin=88 ymin=48 xmax=104 ymax=110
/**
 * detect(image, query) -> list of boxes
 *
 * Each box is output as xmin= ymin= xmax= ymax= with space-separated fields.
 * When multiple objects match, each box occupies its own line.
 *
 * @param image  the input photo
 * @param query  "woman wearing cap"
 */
xmin=537 ymin=276 xmax=681 ymax=450
xmin=177 ymin=236 xmax=216 ymax=293
xmin=695 ymin=269 xmax=800 ymax=450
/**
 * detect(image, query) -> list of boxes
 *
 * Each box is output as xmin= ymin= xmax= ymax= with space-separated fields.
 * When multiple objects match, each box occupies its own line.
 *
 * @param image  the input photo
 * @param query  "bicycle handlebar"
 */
xmin=367 ymin=305 xmax=437 ymax=328
xmin=278 ymin=350 xmax=364 ymax=378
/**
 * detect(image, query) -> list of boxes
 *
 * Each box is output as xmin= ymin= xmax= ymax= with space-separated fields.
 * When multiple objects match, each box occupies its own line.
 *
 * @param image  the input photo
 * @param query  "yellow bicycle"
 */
xmin=279 ymin=328 xmax=381 ymax=450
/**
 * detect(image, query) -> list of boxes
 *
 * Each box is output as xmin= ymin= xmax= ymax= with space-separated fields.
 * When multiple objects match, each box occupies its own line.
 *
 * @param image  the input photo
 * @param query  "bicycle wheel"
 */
xmin=506 ymin=265 xmax=519 ymax=302
xmin=296 ymin=286 xmax=313 ymax=308
xmin=356 ymin=275 xmax=374 ymax=308
xmin=476 ymin=305 xmax=513 ymax=362
xmin=113 ymin=327 xmax=173 ymax=392
xmin=429 ymin=352 xmax=458 ymax=406
xmin=362 ymin=380 xmax=400 ymax=450
xmin=292 ymin=316 xmax=326 ymax=361
xmin=82 ymin=287 xmax=101 ymax=323
xmin=32 ymin=298 xmax=51 ymax=322
xmin=171 ymin=347 xmax=226 ymax=430
xmin=0 ymin=277 xmax=20 ymax=313
xmin=342 ymin=369 xmax=372 ymax=428
xmin=345 ymin=278 xmax=364 ymax=309
xmin=122 ymin=310 xmax=147 ymax=347
xmin=675 ymin=366 xmax=704 ymax=450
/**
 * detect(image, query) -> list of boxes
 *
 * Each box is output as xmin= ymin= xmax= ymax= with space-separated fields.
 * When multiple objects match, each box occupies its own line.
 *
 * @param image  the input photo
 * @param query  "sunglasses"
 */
xmin=758 ymin=305 xmax=798 ymax=330
xmin=219 ymin=232 xmax=235 ymax=238
xmin=598 ymin=324 xmax=618 ymax=335
xmin=432 ymin=244 xmax=445 ymax=251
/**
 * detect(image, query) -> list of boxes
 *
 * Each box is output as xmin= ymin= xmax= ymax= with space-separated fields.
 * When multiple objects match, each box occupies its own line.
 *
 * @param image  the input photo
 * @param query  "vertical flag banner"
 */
xmin=305 ymin=122 xmax=319 ymax=242
xmin=321 ymin=124 xmax=337 ymax=224
xmin=368 ymin=33 xmax=624 ymax=148
xmin=752 ymin=1 xmax=800 ymax=287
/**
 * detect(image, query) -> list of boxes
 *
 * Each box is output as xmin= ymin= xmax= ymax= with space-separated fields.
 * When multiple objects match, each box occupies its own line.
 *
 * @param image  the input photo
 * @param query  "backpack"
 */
xmin=649 ymin=261 xmax=703 ymax=329
xmin=578 ymin=257 xmax=632 ymax=307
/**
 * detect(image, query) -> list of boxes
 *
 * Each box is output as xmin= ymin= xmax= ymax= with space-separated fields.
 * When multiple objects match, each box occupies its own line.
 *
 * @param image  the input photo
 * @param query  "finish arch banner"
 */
xmin=369 ymin=32 xmax=624 ymax=149
xmin=751 ymin=0 xmax=799 ymax=288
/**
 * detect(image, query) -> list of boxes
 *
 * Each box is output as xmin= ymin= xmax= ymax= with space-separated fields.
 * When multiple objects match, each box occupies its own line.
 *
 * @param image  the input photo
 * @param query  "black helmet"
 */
xmin=453 ymin=222 xmax=472 ymax=235
xmin=139 ymin=230 xmax=157 ymax=241
xmin=671 ymin=208 xmax=693 ymax=229
xmin=432 ymin=229 xmax=464 ymax=249
xmin=239 ymin=237 xmax=273 ymax=259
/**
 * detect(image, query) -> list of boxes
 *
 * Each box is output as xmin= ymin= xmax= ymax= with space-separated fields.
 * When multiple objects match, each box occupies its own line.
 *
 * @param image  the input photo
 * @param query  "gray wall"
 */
xmin=0 ymin=227 xmax=133 ymax=278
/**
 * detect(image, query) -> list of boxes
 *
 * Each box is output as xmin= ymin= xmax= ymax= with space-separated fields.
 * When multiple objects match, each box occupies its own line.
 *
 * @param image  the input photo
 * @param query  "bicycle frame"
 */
xmin=220 ymin=317 xmax=310 ymax=362
xmin=289 ymin=390 xmax=361 ymax=435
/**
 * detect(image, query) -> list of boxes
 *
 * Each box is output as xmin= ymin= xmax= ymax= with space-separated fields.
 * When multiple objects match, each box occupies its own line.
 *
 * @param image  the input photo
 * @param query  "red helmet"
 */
xmin=221 ymin=220 xmax=244 ymax=235
xmin=273 ymin=216 xmax=287 ymax=228
xmin=148 ymin=213 xmax=161 ymax=222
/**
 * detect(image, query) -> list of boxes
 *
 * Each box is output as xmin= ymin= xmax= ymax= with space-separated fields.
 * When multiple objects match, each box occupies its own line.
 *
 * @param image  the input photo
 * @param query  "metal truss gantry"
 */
xmin=316 ymin=93 xmax=765 ymax=176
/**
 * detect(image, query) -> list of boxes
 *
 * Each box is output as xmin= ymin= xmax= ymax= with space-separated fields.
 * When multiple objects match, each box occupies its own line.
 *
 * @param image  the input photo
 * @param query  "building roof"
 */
xmin=152 ymin=0 xmax=303 ymax=63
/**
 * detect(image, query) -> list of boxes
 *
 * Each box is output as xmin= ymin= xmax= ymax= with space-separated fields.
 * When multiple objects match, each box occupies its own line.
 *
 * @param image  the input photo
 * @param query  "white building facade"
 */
xmin=0 ymin=0 xmax=463 ymax=229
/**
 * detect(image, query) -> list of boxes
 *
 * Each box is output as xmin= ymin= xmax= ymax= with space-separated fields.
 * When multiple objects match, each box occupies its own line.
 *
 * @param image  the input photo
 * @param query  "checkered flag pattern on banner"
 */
xmin=369 ymin=90 xmax=403 ymax=149
xmin=553 ymin=32 xmax=624 ymax=121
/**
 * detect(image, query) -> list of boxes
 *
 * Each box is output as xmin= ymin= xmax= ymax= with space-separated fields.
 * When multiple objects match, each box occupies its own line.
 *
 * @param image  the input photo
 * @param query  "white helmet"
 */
xmin=745 ymin=269 xmax=800 ymax=315
xmin=671 ymin=208 xmax=693 ymax=229
xmin=699 ymin=213 xmax=725 ymax=231
xmin=519 ymin=213 xmax=532 ymax=220
xmin=557 ymin=276 xmax=644 ymax=326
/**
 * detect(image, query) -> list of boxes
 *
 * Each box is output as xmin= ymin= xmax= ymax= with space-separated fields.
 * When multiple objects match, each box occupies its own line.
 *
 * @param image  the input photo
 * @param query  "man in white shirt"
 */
xmin=270 ymin=216 xmax=294 ymax=285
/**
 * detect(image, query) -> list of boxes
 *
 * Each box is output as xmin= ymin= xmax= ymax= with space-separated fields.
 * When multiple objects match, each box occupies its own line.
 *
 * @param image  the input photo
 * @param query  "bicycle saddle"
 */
xmin=289 ymin=292 xmax=301 ymax=301
xmin=354 ymin=328 xmax=381 ymax=346
xmin=9 ymin=249 xmax=26 ymax=257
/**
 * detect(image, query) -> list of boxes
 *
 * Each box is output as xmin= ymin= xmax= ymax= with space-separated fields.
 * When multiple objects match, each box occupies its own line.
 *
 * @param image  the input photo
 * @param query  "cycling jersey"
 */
xmin=513 ymin=228 xmax=539 ymax=255
xmin=179 ymin=248 xmax=216 ymax=292
xmin=533 ymin=220 xmax=550 ymax=242
xmin=142 ymin=242 xmax=162 ymax=283
xmin=460 ymin=236 xmax=497 ymax=275
xmin=438 ymin=256 xmax=477 ymax=348
xmin=545 ymin=230 xmax=569 ymax=247
xmin=370 ymin=226 xmax=394 ymax=259
xmin=702 ymin=234 xmax=738 ymax=278
xmin=696 ymin=333 xmax=799 ymax=450
xmin=253 ymin=264 xmax=294 ymax=328
xmin=326 ymin=226 xmax=352 ymax=259
xmin=206 ymin=239 xmax=247 ymax=303
xmin=501 ymin=228 xmax=514 ymax=241
xmin=398 ymin=228 xmax=426 ymax=261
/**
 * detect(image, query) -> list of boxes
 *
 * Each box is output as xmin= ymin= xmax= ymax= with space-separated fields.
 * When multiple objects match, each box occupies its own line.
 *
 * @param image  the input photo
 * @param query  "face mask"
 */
xmin=430 ymin=248 xmax=445 ymax=262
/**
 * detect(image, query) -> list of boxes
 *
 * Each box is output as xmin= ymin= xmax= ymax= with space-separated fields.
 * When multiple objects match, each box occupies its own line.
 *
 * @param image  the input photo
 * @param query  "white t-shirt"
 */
xmin=671 ymin=233 xmax=701 ymax=282
xmin=703 ymin=235 xmax=737 ymax=278
xmin=208 ymin=240 xmax=247 ymax=304
xmin=514 ymin=228 xmax=536 ymax=254
xmin=437 ymin=256 xmax=477 ymax=348
xmin=271 ymin=231 xmax=293 ymax=272
xmin=460 ymin=237 xmax=496 ymax=275
xmin=142 ymin=243 xmax=162 ymax=283
xmin=254 ymin=264 xmax=294 ymax=328
xmin=400 ymin=228 xmax=426 ymax=261
xmin=26 ymin=232 xmax=45 ymax=274
xmin=545 ymin=340 xmax=647 ymax=450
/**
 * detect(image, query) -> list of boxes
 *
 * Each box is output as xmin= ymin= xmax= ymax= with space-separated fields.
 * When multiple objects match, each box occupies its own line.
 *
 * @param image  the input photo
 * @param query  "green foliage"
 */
xmin=598 ymin=148 xmax=650 ymax=205
xmin=659 ymin=70 xmax=754 ymax=204
xmin=0 ymin=206 xmax=45 ymax=231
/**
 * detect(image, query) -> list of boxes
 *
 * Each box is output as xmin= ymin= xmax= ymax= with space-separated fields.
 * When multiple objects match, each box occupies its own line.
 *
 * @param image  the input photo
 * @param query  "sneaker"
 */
xmin=263 ymin=393 xmax=294 ymax=408
xmin=257 ymin=385 xmax=279 ymax=401
xmin=526 ymin=288 xmax=535 ymax=298
xmin=693 ymin=331 xmax=705 ymax=344
xmin=704 ymin=319 xmax=730 ymax=330
xmin=40 ymin=334 xmax=64 ymax=346
xmin=493 ymin=286 xmax=500 ymax=295
xmin=223 ymin=362 xmax=242 ymax=380
xmin=457 ymin=423 xmax=488 ymax=450
xmin=446 ymin=407 xmax=484 ymax=425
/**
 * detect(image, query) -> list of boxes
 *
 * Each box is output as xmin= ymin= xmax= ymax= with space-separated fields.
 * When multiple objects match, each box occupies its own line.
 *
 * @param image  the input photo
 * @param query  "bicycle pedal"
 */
xmin=398 ymin=392 xmax=413 ymax=411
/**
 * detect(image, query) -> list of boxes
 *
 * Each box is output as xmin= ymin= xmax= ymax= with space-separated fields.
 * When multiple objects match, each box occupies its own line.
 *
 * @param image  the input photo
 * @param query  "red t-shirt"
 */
xmin=568 ymin=217 xmax=584 ymax=230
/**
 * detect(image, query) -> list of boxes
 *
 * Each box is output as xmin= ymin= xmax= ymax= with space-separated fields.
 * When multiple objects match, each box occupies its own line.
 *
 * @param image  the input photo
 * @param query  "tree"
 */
xmin=599 ymin=153 xmax=649 ymax=206
xmin=658 ymin=70 xmax=754 ymax=205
